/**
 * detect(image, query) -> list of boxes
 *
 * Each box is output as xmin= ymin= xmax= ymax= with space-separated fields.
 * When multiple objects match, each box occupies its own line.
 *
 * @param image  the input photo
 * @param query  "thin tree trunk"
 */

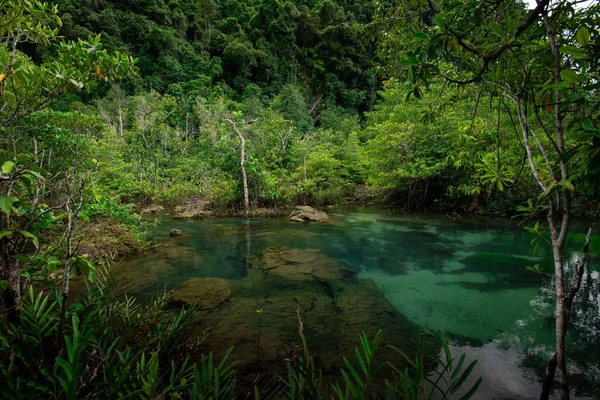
xmin=118 ymin=106 xmax=124 ymax=140
xmin=542 ymin=11 xmax=571 ymax=399
xmin=57 ymin=176 xmax=85 ymax=340
xmin=225 ymin=118 xmax=257 ymax=214
xmin=240 ymin=139 xmax=249 ymax=212
xmin=548 ymin=208 xmax=569 ymax=400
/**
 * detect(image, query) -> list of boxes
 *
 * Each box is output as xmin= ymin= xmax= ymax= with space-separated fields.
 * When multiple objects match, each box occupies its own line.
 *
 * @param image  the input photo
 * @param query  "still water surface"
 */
xmin=119 ymin=211 xmax=600 ymax=399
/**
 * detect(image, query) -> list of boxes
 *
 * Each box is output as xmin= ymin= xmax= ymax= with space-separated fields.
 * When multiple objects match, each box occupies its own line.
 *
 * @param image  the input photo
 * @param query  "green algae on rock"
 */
xmin=289 ymin=205 xmax=329 ymax=222
xmin=260 ymin=246 xmax=355 ymax=283
xmin=170 ymin=277 xmax=231 ymax=310
xmin=172 ymin=198 xmax=212 ymax=219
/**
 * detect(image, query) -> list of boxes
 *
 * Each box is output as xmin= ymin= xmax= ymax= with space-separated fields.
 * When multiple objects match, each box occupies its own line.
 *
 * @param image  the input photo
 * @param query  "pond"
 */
xmin=114 ymin=210 xmax=600 ymax=399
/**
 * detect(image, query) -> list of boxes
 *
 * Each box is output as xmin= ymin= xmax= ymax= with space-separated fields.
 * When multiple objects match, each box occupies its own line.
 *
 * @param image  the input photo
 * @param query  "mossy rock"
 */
xmin=170 ymin=277 xmax=231 ymax=310
xmin=289 ymin=205 xmax=328 ymax=222
xmin=77 ymin=219 xmax=143 ymax=261
xmin=260 ymin=246 xmax=355 ymax=282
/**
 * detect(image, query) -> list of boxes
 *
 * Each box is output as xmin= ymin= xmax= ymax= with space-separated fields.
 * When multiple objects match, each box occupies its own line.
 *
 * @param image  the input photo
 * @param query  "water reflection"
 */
xmin=499 ymin=253 xmax=600 ymax=397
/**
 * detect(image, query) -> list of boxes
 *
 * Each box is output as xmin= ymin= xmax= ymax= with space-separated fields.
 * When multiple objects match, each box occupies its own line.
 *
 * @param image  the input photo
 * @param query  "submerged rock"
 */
xmin=170 ymin=229 xmax=183 ymax=237
xmin=289 ymin=205 xmax=328 ymax=222
xmin=261 ymin=246 xmax=354 ymax=282
xmin=170 ymin=277 xmax=231 ymax=310
xmin=112 ymin=245 xmax=207 ymax=301
xmin=189 ymin=269 xmax=418 ymax=376
xmin=116 ymin=242 xmax=424 ymax=385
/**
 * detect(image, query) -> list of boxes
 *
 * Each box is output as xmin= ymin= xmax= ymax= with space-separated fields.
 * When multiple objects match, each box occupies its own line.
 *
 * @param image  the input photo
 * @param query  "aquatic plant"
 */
xmin=282 ymin=312 xmax=482 ymax=400
xmin=386 ymin=336 xmax=482 ymax=400
xmin=332 ymin=330 xmax=384 ymax=399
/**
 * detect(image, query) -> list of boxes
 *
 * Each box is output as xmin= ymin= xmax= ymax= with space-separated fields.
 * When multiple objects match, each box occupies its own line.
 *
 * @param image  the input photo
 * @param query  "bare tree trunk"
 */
xmin=118 ymin=106 xmax=124 ymax=140
xmin=225 ymin=118 xmax=258 ymax=214
xmin=240 ymin=139 xmax=249 ymax=212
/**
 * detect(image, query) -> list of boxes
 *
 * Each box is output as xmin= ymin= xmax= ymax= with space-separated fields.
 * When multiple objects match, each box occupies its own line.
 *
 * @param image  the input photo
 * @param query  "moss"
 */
xmin=77 ymin=218 xmax=144 ymax=261
xmin=170 ymin=277 xmax=231 ymax=310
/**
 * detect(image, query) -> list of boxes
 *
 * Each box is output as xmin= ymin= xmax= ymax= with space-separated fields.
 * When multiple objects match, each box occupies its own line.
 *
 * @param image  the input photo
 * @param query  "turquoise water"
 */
xmin=118 ymin=211 xmax=600 ymax=399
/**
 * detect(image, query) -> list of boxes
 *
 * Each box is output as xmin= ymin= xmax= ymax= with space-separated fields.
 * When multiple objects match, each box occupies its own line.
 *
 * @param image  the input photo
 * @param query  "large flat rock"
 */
xmin=261 ymin=246 xmax=355 ymax=282
xmin=170 ymin=277 xmax=231 ymax=310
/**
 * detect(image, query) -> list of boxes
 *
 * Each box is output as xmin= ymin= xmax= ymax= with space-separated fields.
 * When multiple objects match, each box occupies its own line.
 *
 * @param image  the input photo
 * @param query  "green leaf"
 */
xmin=414 ymin=32 xmax=428 ymax=41
xmin=407 ymin=67 xmax=414 ymax=83
xmin=75 ymin=255 xmax=95 ymax=272
xmin=1 ymin=160 xmax=15 ymax=174
xmin=560 ymin=179 xmax=575 ymax=192
xmin=400 ymin=57 xmax=419 ymax=66
xmin=413 ymin=86 xmax=422 ymax=99
xmin=489 ymin=22 xmax=503 ymax=38
xmin=560 ymin=45 xmax=584 ymax=56
xmin=92 ymin=188 xmax=102 ymax=202
xmin=449 ymin=360 xmax=478 ymax=394
xmin=560 ymin=69 xmax=583 ymax=83
xmin=576 ymin=27 xmax=590 ymax=47
xmin=0 ymin=230 xmax=13 ymax=240
xmin=451 ymin=354 xmax=466 ymax=380
xmin=0 ymin=196 xmax=17 ymax=214
xmin=459 ymin=377 xmax=483 ymax=400
xmin=17 ymin=230 xmax=39 ymax=248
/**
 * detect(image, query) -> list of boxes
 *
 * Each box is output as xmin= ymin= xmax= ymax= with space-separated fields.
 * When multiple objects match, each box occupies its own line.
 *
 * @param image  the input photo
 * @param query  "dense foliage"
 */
xmin=53 ymin=0 xmax=378 ymax=111
xmin=2 ymin=0 xmax=600 ymax=398
xmin=5 ymin=0 xmax=563 ymax=214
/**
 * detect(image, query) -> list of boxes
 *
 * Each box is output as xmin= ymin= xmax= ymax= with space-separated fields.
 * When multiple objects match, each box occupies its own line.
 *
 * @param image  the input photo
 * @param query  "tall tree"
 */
xmin=378 ymin=0 xmax=600 ymax=398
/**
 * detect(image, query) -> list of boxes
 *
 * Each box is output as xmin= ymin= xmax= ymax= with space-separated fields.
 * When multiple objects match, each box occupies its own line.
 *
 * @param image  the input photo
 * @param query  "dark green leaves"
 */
xmin=488 ymin=22 xmax=503 ymax=38
xmin=414 ymin=32 xmax=428 ymax=41
xmin=575 ymin=26 xmax=590 ymax=47
xmin=0 ymin=196 xmax=18 ymax=214
xmin=560 ymin=69 xmax=583 ymax=83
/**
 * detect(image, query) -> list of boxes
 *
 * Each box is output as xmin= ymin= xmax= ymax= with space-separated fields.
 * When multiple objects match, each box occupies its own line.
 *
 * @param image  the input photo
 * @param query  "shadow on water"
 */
xmin=116 ymin=211 xmax=599 ymax=398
